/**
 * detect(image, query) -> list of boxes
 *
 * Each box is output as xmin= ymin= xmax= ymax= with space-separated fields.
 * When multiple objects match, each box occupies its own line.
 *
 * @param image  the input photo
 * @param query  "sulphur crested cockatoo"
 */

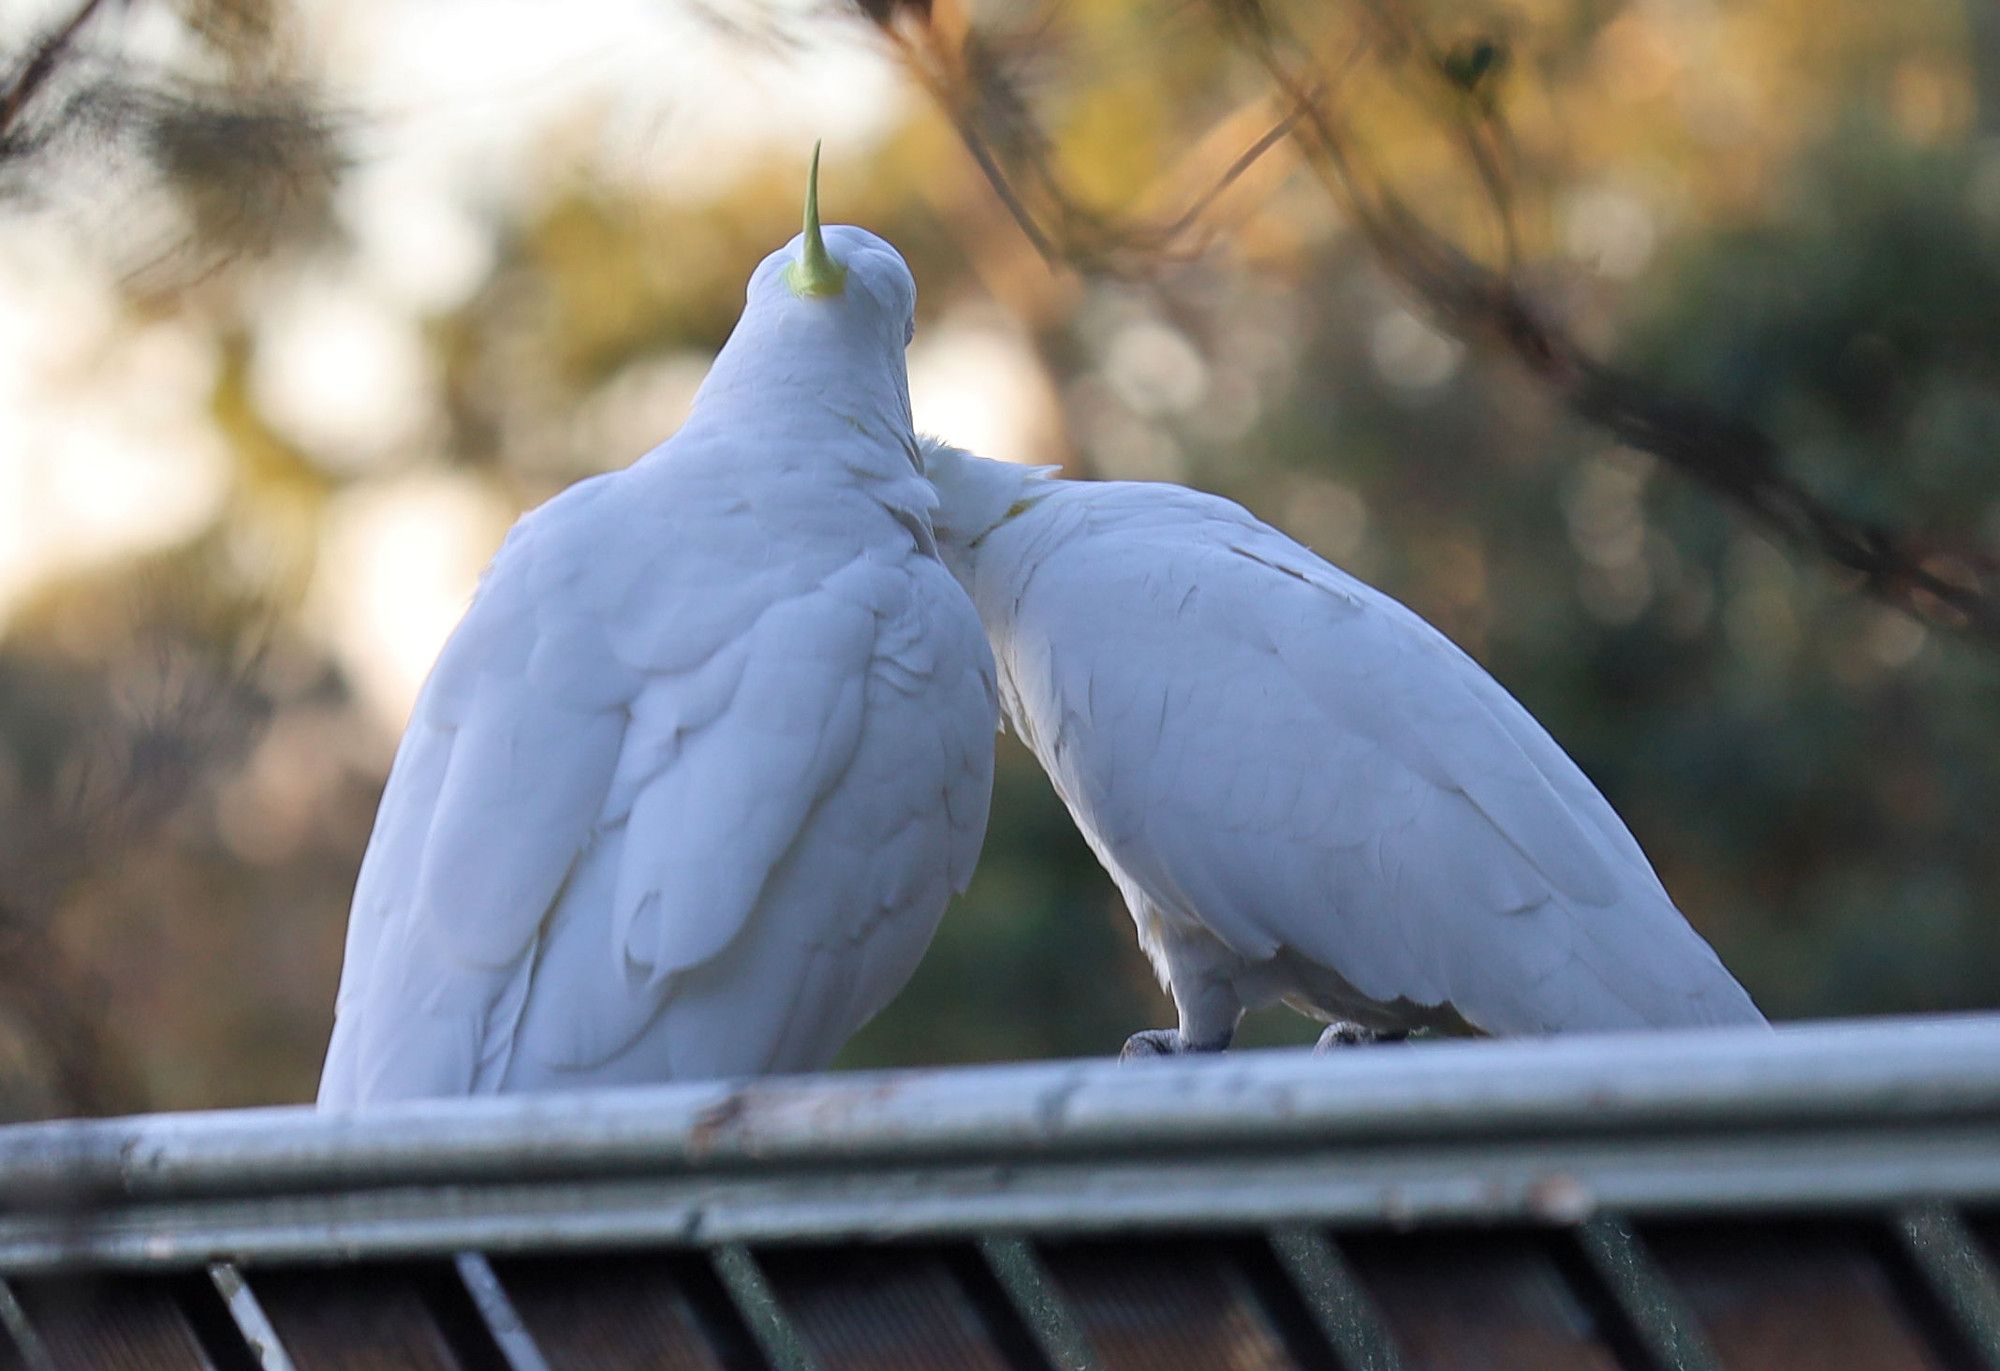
xmin=920 ymin=439 xmax=1762 ymax=1056
xmin=317 ymin=153 xmax=996 ymax=1106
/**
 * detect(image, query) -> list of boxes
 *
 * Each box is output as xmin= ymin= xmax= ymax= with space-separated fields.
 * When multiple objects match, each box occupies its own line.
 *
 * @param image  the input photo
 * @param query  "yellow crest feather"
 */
xmin=784 ymin=142 xmax=848 ymax=298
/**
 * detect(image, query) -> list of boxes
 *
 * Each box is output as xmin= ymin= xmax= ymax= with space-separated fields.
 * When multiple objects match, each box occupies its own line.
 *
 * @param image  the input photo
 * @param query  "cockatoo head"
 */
xmin=683 ymin=144 xmax=921 ymax=438
xmin=742 ymin=142 xmax=917 ymax=354
xmin=919 ymin=436 xmax=1059 ymax=585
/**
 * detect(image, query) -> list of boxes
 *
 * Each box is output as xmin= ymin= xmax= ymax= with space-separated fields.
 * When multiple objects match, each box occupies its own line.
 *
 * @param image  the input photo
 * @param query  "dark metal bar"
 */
xmin=0 ymin=1279 xmax=54 ymax=1371
xmin=1566 ymin=1217 xmax=1725 ymax=1371
xmin=154 ymin=1266 xmax=271 ymax=1371
xmin=976 ymin=1236 xmax=1102 ymax=1371
xmin=710 ymin=1242 xmax=820 ymax=1371
xmin=206 ymin=1263 xmax=294 ymax=1371
xmin=1889 ymin=1204 xmax=2000 ymax=1370
xmin=939 ymin=1241 xmax=1080 ymax=1371
xmin=1266 ymin=1225 xmax=1404 ymax=1371
xmin=452 ymin=1254 xmax=551 ymax=1371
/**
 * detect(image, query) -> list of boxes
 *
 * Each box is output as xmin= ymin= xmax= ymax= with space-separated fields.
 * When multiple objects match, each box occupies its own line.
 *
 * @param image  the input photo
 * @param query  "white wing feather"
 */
xmin=988 ymin=480 xmax=1759 ymax=1034
xmin=320 ymin=458 xmax=995 ymax=1106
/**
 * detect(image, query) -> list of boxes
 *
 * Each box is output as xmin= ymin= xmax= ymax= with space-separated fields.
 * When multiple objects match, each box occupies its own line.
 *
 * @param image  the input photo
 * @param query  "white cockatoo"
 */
xmin=317 ymin=152 xmax=996 ymax=1106
xmin=920 ymin=439 xmax=1763 ymax=1056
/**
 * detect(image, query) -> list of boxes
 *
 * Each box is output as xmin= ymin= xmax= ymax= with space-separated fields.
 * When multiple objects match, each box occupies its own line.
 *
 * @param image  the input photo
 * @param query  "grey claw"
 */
xmin=1313 ymin=1022 xmax=1411 ymax=1054
xmin=1120 ymin=1029 xmax=1185 ymax=1061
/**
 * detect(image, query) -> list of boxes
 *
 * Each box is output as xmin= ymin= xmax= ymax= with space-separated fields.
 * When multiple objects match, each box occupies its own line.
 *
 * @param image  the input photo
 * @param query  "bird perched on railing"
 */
xmin=921 ymin=438 xmax=1763 ymax=1057
xmin=317 ymin=150 xmax=995 ymax=1106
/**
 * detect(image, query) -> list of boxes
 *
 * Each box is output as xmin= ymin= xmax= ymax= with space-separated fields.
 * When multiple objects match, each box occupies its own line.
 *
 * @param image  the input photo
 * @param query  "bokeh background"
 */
xmin=1 ymin=0 xmax=1996 ymax=1118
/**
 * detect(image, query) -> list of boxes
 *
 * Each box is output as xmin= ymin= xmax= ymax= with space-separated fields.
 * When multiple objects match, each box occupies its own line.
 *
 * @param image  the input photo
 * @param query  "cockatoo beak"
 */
xmin=784 ymin=141 xmax=849 ymax=299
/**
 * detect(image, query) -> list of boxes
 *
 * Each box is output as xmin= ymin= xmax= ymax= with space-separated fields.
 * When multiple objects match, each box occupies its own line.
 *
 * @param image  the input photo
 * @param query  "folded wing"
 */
xmin=321 ymin=482 xmax=997 ymax=1105
xmin=1014 ymin=485 xmax=1759 ymax=1034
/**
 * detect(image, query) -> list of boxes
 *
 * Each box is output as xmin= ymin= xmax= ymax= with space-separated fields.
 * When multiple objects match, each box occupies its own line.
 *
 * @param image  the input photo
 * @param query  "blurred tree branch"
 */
xmin=1 ymin=0 xmax=340 ymax=282
xmin=869 ymin=0 xmax=1313 ymax=272
xmin=0 ymin=0 xmax=120 ymax=149
xmin=859 ymin=0 xmax=2000 ymax=648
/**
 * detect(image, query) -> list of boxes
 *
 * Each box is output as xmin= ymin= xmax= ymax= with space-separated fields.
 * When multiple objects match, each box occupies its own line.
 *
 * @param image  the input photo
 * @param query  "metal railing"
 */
xmin=0 ymin=1014 xmax=1995 ymax=1369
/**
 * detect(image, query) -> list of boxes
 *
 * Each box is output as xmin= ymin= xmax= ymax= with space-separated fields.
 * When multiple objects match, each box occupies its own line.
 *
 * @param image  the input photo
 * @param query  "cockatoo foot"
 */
xmin=1119 ymin=1028 xmax=1227 ymax=1061
xmin=1313 ymin=1022 xmax=1411 ymax=1053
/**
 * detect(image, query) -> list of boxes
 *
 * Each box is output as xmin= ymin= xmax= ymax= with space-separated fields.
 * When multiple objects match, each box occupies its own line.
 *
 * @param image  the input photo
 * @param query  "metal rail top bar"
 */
xmin=0 ymin=1014 xmax=1995 ymax=1201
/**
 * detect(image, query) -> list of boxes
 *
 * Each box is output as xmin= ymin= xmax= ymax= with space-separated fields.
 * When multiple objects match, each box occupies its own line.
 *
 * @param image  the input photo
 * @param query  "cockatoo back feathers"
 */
xmin=323 ymin=446 xmax=997 ymax=1104
xmin=934 ymin=458 xmax=1761 ymax=1039
xmin=610 ymin=582 xmax=877 ymax=985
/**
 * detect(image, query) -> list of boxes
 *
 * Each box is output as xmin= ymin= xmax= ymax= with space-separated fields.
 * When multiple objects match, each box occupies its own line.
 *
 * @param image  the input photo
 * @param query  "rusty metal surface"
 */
xmin=244 ymin=1259 xmax=549 ymax=1371
xmin=1038 ymin=1237 xmax=1301 ymax=1371
xmin=4 ymin=1274 xmax=221 ymax=1371
xmin=757 ymin=1243 xmax=1018 ymax=1371
xmin=492 ymin=1251 xmax=763 ymax=1371
xmin=0 ymin=1016 xmax=1994 ymax=1370
xmin=1644 ymin=1218 xmax=1954 ymax=1371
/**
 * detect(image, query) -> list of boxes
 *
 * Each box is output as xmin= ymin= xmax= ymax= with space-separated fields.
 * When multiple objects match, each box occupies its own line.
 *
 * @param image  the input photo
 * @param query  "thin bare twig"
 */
xmin=1153 ymin=98 xmax=1312 ymax=247
xmin=861 ymin=0 xmax=2000 ymax=647
xmin=1235 ymin=6 xmax=2000 ymax=639
xmin=870 ymin=6 xmax=1309 ymax=272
